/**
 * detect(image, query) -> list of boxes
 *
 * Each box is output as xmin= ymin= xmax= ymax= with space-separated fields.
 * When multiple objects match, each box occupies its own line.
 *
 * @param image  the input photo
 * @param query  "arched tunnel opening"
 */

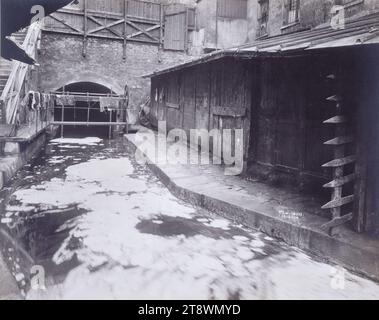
xmin=54 ymin=82 xmax=125 ymax=139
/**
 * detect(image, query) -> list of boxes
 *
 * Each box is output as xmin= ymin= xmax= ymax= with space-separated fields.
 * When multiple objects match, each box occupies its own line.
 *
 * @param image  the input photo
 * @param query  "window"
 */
xmin=284 ymin=0 xmax=300 ymax=25
xmin=257 ymin=0 xmax=269 ymax=38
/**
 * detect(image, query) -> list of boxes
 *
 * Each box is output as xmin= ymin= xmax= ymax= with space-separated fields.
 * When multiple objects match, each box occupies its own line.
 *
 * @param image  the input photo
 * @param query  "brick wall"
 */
xmin=38 ymin=32 xmax=192 ymax=124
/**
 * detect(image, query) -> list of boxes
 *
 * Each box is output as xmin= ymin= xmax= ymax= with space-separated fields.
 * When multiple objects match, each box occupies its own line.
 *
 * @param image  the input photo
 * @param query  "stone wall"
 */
xmin=38 ymin=32 xmax=192 ymax=124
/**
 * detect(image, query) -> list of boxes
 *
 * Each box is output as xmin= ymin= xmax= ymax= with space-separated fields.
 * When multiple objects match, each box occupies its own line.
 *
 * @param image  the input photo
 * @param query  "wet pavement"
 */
xmin=1 ymin=136 xmax=379 ymax=300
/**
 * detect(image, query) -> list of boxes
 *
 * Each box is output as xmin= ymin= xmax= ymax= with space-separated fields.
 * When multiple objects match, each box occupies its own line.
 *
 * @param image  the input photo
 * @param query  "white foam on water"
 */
xmin=51 ymin=137 xmax=103 ymax=146
xmin=11 ymin=157 xmax=379 ymax=300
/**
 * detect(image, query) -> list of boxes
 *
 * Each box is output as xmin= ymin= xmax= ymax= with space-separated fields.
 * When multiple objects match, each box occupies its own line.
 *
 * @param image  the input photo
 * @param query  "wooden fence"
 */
xmin=43 ymin=0 xmax=195 ymax=53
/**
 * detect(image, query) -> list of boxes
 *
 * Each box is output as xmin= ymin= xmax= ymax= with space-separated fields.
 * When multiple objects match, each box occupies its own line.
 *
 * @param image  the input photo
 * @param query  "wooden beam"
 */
xmin=323 ymin=115 xmax=348 ymax=124
xmin=324 ymin=135 xmax=354 ymax=145
xmin=166 ymin=102 xmax=180 ymax=109
xmin=57 ymin=8 xmax=160 ymax=24
xmin=49 ymin=13 xmax=83 ymax=34
xmin=123 ymin=0 xmax=128 ymax=59
xmin=42 ymin=28 xmax=159 ymax=45
xmin=323 ymin=173 xmax=356 ymax=188
xmin=125 ymin=19 xmax=160 ymax=42
xmin=126 ymin=24 xmax=160 ymax=40
xmin=321 ymin=213 xmax=353 ymax=231
xmin=212 ymin=106 xmax=247 ymax=118
xmin=87 ymin=15 xmax=124 ymax=38
xmin=83 ymin=0 xmax=88 ymax=57
xmin=51 ymin=121 xmax=127 ymax=126
xmin=322 ymin=195 xmax=355 ymax=210
xmin=326 ymin=94 xmax=342 ymax=102
xmin=322 ymin=155 xmax=356 ymax=168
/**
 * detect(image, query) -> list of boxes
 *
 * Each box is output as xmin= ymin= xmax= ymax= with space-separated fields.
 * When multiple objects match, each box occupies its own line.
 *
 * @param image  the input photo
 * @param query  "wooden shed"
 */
xmin=145 ymin=13 xmax=379 ymax=235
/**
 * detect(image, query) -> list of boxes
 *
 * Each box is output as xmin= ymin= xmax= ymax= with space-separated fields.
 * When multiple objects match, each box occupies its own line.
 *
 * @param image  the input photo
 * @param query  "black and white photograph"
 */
xmin=0 ymin=0 xmax=379 ymax=303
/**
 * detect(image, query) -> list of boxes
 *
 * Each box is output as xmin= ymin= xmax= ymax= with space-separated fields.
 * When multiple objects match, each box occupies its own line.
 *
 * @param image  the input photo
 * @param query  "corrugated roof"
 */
xmin=144 ymin=12 xmax=379 ymax=78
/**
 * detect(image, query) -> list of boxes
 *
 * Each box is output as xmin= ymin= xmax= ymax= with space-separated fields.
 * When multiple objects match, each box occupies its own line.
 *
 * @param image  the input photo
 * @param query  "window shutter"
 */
xmin=283 ymin=0 xmax=290 ymax=25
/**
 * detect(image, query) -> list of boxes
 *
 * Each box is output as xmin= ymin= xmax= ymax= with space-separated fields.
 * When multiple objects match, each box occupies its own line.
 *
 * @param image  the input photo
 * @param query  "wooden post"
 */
xmin=87 ymin=93 xmax=90 ymax=126
xmin=184 ymin=8 xmax=189 ymax=53
xmin=215 ymin=0 xmax=219 ymax=50
xmin=0 ymin=101 xmax=5 ymax=125
xmin=60 ymin=103 xmax=64 ymax=138
xmin=36 ymin=107 xmax=39 ymax=134
xmin=158 ymin=3 xmax=164 ymax=62
xmin=123 ymin=0 xmax=128 ymax=60
xmin=321 ymin=75 xmax=355 ymax=235
xmin=109 ymin=109 xmax=112 ymax=139
xmin=83 ymin=0 xmax=88 ymax=57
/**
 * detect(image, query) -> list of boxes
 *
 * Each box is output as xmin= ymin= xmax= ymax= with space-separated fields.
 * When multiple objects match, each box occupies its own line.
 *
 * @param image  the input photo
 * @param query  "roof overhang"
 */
xmin=143 ymin=12 xmax=379 ymax=78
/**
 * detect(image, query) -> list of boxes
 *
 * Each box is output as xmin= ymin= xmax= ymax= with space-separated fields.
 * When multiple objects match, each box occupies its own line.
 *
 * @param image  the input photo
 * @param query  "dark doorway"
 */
xmin=55 ymin=82 xmax=118 ymax=138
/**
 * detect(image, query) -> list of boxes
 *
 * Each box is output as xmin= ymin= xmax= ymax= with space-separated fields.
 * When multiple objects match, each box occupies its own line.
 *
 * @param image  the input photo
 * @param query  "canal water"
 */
xmin=1 ymin=135 xmax=379 ymax=299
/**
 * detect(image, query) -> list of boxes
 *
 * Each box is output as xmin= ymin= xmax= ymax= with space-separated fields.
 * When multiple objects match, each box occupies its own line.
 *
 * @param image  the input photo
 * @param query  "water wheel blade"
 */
xmin=323 ymin=115 xmax=348 ymax=124
xmin=322 ymin=155 xmax=356 ymax=168
xmin=324 ymin=135 xmax=354 ymax=145
xmin=322 ymin=195 xmax=354 ymax=209
xmin=323 ymin=174 xmax=356 ymax=188
xmin=320 ymin=213 xmax=353 ymax=231
xmin=326 ymin=94 xmax=342 ymax=102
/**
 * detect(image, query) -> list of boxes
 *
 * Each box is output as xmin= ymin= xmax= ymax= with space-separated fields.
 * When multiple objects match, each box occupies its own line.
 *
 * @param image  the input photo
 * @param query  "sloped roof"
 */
xmin=144 ymin=12 xmax=379 ymax=78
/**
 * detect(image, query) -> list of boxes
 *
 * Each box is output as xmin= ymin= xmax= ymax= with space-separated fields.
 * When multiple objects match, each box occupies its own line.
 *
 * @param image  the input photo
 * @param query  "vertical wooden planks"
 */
xmin=195 ymin=65 xmax=210 ymax=130
xmin=182 ymin=69 xmax=196 ymax=133
xmin=163 ymin=5 xmax=187 ymax=51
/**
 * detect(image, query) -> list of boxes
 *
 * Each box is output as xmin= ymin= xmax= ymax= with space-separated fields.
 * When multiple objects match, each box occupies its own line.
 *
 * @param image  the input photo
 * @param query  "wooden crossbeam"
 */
xmin=43 ymin=28 xmax=159 ymax=44
xmin=212 ymin=106 xmax=247 ymax=118
xmin=323 ymin=115 xmax=348 ymax=124
xmin=323 ymin=173 xmax=356 ymax=188
xmin=320 ymin=213 xmax=353 ymax=231
xmin=326 ymin=94 xmax=342 ymax=102
xmin=125 ymin=19 xmax=160 ymax=42
xmin=324 ymin=135 xmax=354 ymax=145
xmin=57 ymin=8 xmax=160 ymax=24
xmin=51 ymin=121 xmax=127 ymax=126
xmin=322 ymin=195 xmax=354 ymax=210
xmin=87 ymin=15 xmax=124 ymax=38
xmin=127 ymin=24 xmax=160 ymax=40
xmin=322 ymin=155 xmax=356 ymax=168
xmin=49 ymin=13 xmax=83 ymax=34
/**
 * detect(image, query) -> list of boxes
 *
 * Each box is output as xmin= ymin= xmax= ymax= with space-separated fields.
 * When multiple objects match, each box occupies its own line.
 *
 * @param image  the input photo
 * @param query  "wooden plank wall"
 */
xmin=252 ymin=57 xmax=335 ymax=185
xmin=150 ymin=58 xmax=251 ymax=165
xmin=149 ymin=51 xmax=379 ymax=235
xmin=353 ymin=47 xmax=379 ymax=234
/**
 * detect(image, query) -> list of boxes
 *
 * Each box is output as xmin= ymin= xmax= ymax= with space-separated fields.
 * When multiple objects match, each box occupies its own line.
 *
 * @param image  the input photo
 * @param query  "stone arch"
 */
xmin=50 ymin=71 xmax=124 ymax=95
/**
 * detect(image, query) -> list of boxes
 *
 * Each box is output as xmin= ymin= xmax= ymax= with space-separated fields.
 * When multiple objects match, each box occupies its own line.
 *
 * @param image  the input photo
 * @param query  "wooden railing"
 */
xmin=0 ymin=22 xmax=42 ymax=126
